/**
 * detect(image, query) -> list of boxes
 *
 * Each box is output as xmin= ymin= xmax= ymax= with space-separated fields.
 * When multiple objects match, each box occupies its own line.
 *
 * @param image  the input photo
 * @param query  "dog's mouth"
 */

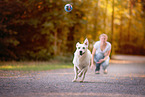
xmin=80 ymin=51 xmax=85 ymax=56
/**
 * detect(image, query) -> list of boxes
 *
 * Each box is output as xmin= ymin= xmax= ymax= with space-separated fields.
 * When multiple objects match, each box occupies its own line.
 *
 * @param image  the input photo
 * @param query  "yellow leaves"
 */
xmin=38 ymin=2 xmax=43 ymax=5
xmin=83 ymin=17 xmax=87 ymax=20
xmin=118 ymin=5 xmax=122 ymax=8
xmin=131 ymin=78 xmax=133 ymax=80
xmin=49 ymin=0 xmax=53 ymax=3
xmin=38 ymin=5 xmax=41 ymax=9
xmin=114 ymin=19 xmax=121 ymax=25
xmin=38 ymin=2 xmax=43 ymax=9
xmin=80 ymin=37 xmax=85 ymax=43
xmin=97 ymin=31 xmax=102 ymax=36
xmin=1 ymin=66 xmax=13 ymax=69
xmin=87 ymin=34 xmax=92 ymax=39
xmin=138 ymin=0 xmax=142 ymax=2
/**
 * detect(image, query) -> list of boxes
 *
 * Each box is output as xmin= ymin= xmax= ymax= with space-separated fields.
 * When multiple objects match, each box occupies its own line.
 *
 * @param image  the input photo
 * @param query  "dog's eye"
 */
xmin=78 ymin=47 xmax=80 ymax=49
xmin=83 ymin=47 xmax=85 ymax=49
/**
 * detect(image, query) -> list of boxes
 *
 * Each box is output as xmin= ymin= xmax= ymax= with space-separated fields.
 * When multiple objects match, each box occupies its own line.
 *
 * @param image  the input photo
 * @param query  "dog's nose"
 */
xmin=80 ymin=51 xmax=82 ymax=55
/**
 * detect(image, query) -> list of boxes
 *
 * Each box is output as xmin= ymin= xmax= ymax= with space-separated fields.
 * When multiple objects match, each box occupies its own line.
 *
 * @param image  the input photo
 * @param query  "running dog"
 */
xmin=72 ymin=38 xmax=92 ymax=82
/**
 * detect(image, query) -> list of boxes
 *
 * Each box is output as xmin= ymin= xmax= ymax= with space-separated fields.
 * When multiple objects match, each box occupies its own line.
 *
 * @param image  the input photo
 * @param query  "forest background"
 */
xmin=0 ymin=0 xmax=145 ymax=61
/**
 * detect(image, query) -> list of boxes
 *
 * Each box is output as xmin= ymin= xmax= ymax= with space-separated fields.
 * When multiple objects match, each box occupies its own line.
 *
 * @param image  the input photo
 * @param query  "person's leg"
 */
xmin=101 ymin=57 xmax=110 ymax=74
xmin=95 ymin=63 xmax=101 ymax=73
xmin=94 ymin=53 xmax=104 ymax=73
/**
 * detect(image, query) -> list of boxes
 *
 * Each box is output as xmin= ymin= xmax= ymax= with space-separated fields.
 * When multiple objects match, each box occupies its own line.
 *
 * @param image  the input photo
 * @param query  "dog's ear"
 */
xmin=76 ymin=42 xmax=80 ymax=48
xmin=84 ymin=38 xmax=89 ymax=47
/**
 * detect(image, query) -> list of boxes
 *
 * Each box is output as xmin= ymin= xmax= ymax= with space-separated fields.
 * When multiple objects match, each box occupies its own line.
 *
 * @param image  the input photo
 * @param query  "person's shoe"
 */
xmin=104 ymin=69 xmax=108 ymax=74
xmin=95 ymin=71 xmax=100 ymax=74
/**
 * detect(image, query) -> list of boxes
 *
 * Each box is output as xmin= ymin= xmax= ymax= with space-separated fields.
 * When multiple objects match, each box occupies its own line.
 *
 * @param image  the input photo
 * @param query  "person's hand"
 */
xmin=97 ymin=59 xmax=105 ymax=64
xmin=90 ymin=64 xmax=94 ymax=70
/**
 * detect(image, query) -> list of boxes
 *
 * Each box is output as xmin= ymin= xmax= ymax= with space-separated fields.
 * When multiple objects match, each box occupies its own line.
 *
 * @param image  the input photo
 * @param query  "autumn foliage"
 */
xmin=0 ymin=0 xmax=145 ymax=61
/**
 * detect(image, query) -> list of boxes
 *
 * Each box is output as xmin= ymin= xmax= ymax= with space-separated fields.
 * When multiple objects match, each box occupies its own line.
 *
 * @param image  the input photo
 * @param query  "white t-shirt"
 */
xmin=93 ymin=41 xmax=111 ymax=55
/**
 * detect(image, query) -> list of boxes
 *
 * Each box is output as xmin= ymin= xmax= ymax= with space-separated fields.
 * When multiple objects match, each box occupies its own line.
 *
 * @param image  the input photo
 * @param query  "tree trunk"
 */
xmin=127 ymin=0 xmax=133 ymax=42
xmin=111 ymin=0 xmax=114 ymax=57
xmin=111 ymin=0 xmax=114 ymax=43
xmin=119 ymin=15 xmax=123 ymax=50
xmin=119 ymin=1 xmax=123 ymax=48
xmin=104 ymin=0 xmax=108 ymax=33
xmin=54 ymin=31 xmax=57 ymax=55
xmin=93 ymin=0 xmax=99 ymax=40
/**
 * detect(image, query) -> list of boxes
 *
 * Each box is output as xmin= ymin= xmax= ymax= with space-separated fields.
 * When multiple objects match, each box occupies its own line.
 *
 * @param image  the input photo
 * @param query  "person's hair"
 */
xmin=99 ymin=34 xmax=108 ymax=39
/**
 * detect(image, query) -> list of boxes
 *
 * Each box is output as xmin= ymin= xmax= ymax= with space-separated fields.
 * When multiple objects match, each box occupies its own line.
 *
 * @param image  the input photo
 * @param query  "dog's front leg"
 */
xmin=78 ymin=66 xmax=88 ymax=82
xmin=78 ymin=66 xmax=88 ymax=77
xmin=80 ymin=69 xmax=87 ymax=82
xmin=72 ymin=66 xmax=78 ymax=82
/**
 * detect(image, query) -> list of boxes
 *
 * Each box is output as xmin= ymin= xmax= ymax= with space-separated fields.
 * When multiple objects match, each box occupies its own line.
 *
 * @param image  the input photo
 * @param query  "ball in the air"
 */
xmin=64 ymin=4 xmax=73 ymax=12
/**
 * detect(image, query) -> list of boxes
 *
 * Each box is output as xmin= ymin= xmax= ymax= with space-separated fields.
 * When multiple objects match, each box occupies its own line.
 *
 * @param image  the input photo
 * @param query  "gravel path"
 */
xmin=0 ymin=56 xmax=145 ymax=97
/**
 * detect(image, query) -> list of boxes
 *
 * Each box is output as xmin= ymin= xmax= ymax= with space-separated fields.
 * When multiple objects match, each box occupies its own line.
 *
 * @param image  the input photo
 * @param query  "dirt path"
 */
xmin=0 ymin=55 xmax=145 ymax=97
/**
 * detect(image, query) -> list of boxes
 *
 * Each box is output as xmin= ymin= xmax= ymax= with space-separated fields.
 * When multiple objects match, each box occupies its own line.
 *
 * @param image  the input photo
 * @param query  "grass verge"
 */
xmin=0 ymin=61 xmax=73 ymax=71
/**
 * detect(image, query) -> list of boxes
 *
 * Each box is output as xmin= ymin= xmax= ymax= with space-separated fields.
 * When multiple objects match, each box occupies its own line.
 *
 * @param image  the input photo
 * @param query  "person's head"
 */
xmin=99 ymin=34 xmax=108 ymax=43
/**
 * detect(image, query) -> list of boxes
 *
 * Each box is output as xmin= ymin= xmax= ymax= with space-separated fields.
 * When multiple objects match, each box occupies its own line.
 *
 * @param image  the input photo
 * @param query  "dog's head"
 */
xmin=76 ymin=38 xmax=89 ymax=56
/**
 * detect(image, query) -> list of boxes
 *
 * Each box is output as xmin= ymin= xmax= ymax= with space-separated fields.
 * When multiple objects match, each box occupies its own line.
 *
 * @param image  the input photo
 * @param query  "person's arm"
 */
xmin=97 ymin=49 xmax=111 ymax=63
xmin=104 ymin=49 xmax=111 ymax=60
xmin=91 ymin=47 xmax=96 ymax=69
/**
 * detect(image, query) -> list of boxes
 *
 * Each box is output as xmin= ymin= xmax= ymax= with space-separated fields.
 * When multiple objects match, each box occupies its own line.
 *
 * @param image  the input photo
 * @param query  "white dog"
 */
xmin=72 ymin=38 xmax=92 ymax=82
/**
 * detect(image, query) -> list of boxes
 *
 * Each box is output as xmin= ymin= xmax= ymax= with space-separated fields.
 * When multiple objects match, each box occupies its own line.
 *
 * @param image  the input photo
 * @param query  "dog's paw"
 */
xmin=72 ymin=79 xmax=77 ymax=82
xmin=79 ymin=80 xmax=84 ymax=83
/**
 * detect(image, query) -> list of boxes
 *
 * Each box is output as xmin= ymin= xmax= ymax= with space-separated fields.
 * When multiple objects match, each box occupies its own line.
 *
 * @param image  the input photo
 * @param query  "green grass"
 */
xmin=0 ymin=61 xmax=73 ymax=71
